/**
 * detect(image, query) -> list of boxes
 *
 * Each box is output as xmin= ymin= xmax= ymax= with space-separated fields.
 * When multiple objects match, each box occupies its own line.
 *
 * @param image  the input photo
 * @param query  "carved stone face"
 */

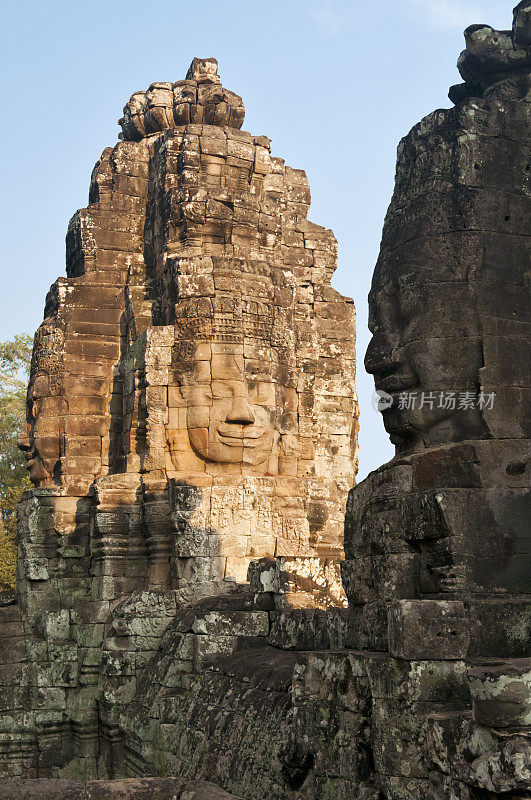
xmin=184 ymin=343 xmax=277 ymax=465
xmin=20 ymin=371 xmax=62 ymax=485
xmin=365 ymin=262 xmax=485 ymax=449
xmin=18 ymin=322 xmax=65 ymax=486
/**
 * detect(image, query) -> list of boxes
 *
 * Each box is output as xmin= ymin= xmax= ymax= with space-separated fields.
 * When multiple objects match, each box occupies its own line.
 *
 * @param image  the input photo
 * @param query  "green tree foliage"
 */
xmin=0 ymin=334 xmax=33 ymax=589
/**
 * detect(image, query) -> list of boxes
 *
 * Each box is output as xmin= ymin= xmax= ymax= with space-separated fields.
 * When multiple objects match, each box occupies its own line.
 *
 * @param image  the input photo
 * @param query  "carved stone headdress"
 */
xmin=29 ymin=321 xmax=64 ymax=395
xmin=171 ymin=294 xmax=294 ymax=369
xmin=174 ymin=296 xmax=274 ymax=344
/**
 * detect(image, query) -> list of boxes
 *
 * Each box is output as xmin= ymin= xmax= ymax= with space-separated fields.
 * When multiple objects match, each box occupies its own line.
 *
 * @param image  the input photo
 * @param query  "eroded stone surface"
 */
xmin=1 ymin=5 xmax=529 ymax=799
xmin=1 ymin=777 xmax=242 ymax=799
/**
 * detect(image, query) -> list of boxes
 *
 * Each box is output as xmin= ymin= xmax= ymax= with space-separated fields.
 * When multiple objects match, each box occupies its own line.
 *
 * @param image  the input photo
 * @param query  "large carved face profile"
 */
xmin=18 ymin=323 xmax=64 ymax=486
xmin=23 ymin=372 xmax=59 ymax=484
xmin=365 ymin=242 xmax=489 ymax=450
xmin=365 ymin=222 xmax=528 ymax=451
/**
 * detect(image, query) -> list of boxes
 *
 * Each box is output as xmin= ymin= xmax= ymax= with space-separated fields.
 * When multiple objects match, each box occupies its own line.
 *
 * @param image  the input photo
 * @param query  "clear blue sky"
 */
xmin=0 ymin=0 xmax=511 ymax=480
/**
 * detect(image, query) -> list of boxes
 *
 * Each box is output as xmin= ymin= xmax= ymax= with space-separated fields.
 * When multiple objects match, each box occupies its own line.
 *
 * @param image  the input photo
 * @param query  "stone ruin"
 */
xmin=2 ymin=51 xmax=357 ymax=793
xmin=0 ymin=4 xmax=529 ymax=800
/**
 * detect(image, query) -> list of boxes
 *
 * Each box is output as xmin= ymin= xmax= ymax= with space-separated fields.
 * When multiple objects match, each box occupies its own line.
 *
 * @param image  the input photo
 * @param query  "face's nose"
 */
xmin=226 ymin=396 xmax=255 ymax=425
xmin=18 ymin=423 xmax=31 ymax=453
xmin=365 ymin=333 xmax=394 ymax=377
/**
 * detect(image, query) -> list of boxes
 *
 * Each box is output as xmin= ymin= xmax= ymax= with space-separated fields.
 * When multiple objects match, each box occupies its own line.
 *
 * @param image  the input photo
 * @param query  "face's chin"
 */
xmin=381 ymin=400 xmax=453 ymax=438
xmin=241 ymin=430 xmax=275 ymax=465
xmin=380 ymin=405 xmax=416 ymax=445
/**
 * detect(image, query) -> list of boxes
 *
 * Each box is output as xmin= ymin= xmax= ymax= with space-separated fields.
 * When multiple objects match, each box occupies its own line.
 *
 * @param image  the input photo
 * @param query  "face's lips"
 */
xmin=376 ymin=380 xmax=418 ymax=395
xmin=217 ymin=426 xmax=267 ymax=447
xmin=374 ymin=372 xmax=419 ymax=395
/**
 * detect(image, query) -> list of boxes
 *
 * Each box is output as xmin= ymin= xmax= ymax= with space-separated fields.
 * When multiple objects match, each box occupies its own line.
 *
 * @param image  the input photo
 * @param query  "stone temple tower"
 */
xmin=3 ymin=57 xmax=358 ymax=778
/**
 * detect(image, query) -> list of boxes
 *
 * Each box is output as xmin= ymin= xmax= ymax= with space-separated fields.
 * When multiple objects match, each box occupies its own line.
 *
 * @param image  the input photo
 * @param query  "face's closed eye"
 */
xmin=211 ymin=381 xmax=236 ymax=400
xmin=188 ymin=386 xmax=213 ymax=405
xmin=249 ymin=381 xmax=275 ymax=407
xmin=31 ymin=373 xmax=51 ymax=399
